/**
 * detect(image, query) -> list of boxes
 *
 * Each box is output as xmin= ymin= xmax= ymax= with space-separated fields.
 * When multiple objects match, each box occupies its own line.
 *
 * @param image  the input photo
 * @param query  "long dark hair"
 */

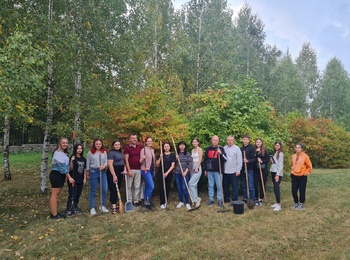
xmin=72 ymin=143 xmax=84 ymax=157
xmin=255 ymin=138 xmax=267 ymax=156
xmin=274 ymin=141 xmax=283 ymax=159
xmin=162 ymin=141 xmax=172 ymax=153
xmin=177 ymin=141 xmax=188 ymax=155
xmin=110 ymin=140 xmax=123 ymax=153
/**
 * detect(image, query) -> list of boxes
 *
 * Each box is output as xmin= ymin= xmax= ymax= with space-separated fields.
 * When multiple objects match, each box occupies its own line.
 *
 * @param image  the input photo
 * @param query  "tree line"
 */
xmin=1 ymin=0 xmax=350 ymax=186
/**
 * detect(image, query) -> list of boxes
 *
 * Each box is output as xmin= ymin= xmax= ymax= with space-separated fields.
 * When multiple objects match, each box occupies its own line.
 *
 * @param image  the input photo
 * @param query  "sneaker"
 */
xmin=243 ymin=199 xmax=247 ymax=203
xmin=296 ymin=203 xmax=305 ymax=210
xmin=291 ymin=203 xmax=299 ymax=209
xmin=74 ymin=206 xmax=82 ymax=214
xmin=90 ymin=208 xmax=96 ymax=215
xmin=206 ymin=200 xmax=214 ymax=206
xmin=195 ymin=197 xmax=201 ymax=208
xmin=271 ymin=203 xmax=278 ymax=208
xmin=255 ymin=200 xmax=262 ymax=206
xmin=134 ymin=202 xmax=140 ymax=208
xmin=66 ymin=210 xmax=73 ymax=217
xmin=176 ymin=202 xmax=184 ymax=208
xmin=186 ymin=203 xmax=191 ymax=210
xmin=160 ymin=204 xmax=166 ymax=209
xmin=229 ymin=202 xmax=235 ymax=207
xmin=50 ymin=213 xmax=65 ymax=219
xmin=218 ymin=200 xmax=223 ymax=208
xmin=99 ymin=206 xmax=109 ymax=213
xmin=273 ymin=205 xmax=282 ymax=211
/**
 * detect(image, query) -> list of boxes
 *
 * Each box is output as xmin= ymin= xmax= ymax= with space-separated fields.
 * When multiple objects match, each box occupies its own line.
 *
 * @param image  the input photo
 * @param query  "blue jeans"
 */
xmin=175 ymin=173 xmax=190 ymax=204
xmin=189 ymin=166 xmax=202 ymax=202
xmin=207 ymin=171 xmax=222 ymax=202
xmin=89 ymin=169 xmax=108 ymax=208
xmin=241 ymin=169 xmax=255 ymax=200
xmin=141 ymin=170 xmax=154 ymax=203
xmin=223 ymin=173 xmax=240 ymax=202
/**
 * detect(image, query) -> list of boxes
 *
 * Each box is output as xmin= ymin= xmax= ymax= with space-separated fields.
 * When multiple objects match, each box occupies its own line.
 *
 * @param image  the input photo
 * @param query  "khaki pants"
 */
xmin=126 ymin=170 xmax=141 ymax=203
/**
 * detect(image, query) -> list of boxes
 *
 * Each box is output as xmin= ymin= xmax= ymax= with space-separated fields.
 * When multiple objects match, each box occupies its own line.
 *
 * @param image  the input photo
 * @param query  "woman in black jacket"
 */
xmin=254 ymin=138 xmax=270 ymax=206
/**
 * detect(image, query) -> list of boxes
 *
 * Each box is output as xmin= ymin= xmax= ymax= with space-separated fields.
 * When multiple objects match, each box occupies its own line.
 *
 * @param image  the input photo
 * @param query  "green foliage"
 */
xmin=104 ymin=77 xmax=189 ymax=146
xmin=188 ymin=78 xmax=290 ymax=148
xmin=286 ymin=114 xmax=350 ymax=168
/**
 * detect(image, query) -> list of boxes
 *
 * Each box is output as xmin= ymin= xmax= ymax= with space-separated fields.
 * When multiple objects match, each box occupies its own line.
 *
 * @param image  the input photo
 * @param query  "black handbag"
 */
xmin=205 ymin=160 xmax=213 ymax=171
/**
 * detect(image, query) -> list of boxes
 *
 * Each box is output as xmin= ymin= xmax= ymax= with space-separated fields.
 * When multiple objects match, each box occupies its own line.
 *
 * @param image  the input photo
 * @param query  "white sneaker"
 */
xmin=186 ymin=203 xmax=191 ymax=210
xmin=273 ymin=205 xmax=282 ymax=211
xmin=160 ymin=204 xmax=166 ymax=209
xmin=90 ymin=208 xmax=96 ymax=215
xmin=195 ymin=197 xmax=201 ymax=208
xmin=176 ymin=202 xmax=184 ymax=208
xmin=99 ymin=206 xmax=109 ymax=213
xmin=271 ymin=203 xmax=278 ymax=208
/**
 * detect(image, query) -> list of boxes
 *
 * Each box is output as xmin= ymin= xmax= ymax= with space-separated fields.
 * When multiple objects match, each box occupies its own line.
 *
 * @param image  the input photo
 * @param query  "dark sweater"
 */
xmin=204 ymin=146 xmax=226 ymax=173
xmin=241 ymin=144 xmax=256 ymax=171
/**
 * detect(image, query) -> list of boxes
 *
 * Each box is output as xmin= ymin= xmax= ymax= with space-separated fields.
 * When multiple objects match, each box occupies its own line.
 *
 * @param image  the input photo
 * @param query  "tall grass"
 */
xmin=1 ymin=153 xmax=350 ymax=259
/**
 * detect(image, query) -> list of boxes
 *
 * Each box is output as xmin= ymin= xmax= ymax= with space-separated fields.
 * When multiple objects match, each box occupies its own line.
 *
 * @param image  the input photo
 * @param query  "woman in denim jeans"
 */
xmin=86 ymin=138 xmax=108 ymax=215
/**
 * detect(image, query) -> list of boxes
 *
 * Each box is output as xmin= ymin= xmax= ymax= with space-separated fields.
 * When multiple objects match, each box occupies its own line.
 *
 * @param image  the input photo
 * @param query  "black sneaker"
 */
xmin=243 ymin=199 xmax=247 ymax=203
xmin=74 ymin=206 xmax=82 ymax=214
xmin=50 ymin=213 xmax=65 ymax=219
xmin=66 ymin=211 xmax=73 ymax=217
xmin=206 ymin=200 xmax=214 ymax=206
xmin=134 ymin=202 xmax=140 ymax=208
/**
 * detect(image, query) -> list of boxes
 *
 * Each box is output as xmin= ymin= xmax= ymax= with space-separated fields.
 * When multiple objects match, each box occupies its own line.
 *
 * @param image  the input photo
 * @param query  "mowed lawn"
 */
xmin=1 ymin=152 xmax=350 ymax=259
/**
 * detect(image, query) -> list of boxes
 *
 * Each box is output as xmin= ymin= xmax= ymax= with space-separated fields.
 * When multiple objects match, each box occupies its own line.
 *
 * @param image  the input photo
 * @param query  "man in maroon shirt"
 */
xmin=124 ymin=134 xmax=142 ymax=207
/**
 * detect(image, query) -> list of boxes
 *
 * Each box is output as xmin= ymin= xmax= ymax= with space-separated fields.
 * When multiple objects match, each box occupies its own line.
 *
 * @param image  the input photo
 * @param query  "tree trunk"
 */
xmin=3 ymin=115 xmax=12 ymax=181
xmin=74 ymin=68 xmax=82 ymax=144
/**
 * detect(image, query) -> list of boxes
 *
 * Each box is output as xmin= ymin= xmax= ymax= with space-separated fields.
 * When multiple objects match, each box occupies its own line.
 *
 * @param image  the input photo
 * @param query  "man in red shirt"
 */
xmin=124 ymin=134 xmax=142 ymax=207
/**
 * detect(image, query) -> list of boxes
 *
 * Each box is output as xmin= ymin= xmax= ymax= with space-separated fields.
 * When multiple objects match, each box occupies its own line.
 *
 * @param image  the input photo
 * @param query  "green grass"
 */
xmin=1 ymin=153 xmax=350 ymax=259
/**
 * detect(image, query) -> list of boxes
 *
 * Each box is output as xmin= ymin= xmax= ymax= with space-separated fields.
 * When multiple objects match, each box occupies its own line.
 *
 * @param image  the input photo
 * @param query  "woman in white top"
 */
xmin=270 ymin=141 xmax=284 ymax=211
xmin=188 ymin=137 xmax=203 ymax=207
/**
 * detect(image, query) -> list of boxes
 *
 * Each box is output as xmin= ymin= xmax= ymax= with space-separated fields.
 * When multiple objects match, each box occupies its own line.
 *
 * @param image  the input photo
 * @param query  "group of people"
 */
xmin=49 ymin=134 xmax=312 ymax=219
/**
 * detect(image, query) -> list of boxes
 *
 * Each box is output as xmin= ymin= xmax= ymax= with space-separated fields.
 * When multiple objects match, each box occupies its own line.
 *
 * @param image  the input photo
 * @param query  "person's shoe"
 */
xmin=90 ymin=208 xmax=97 ymax=215
xmin=65 ymin=210 xmax=73 ymax=217
xmin=134 ymin=202 xmax=140 ymax=208
xmin=291 ymin=203 xmax=299 ymax=209
xmin=195 ymin=197 xmax=201 ymax=208
xmin=186 ymin=203 xmax=191 ymax=210
xmin=99 ymin=206 xmax=109 ymax=213
xmin=273 ymin=205 xmax=282 ymax=211
xmin=243 ymin=199 xmax=247 ymax=203
xmin=50 ymin=213 xmax=65 ymax=219
xmin=255 ymin=200 xmax=262 ymax=206
xmin=176 ymin=202 xmax=184 ymax=208
xmin=111 ymin=207 xmax=118 ymax=214
xmin=160 ymin=204 xmax=166 ymax=209
xmin=229 ymin=202 xmax=235 ymax=207
xmin=296 ymin=203 xmax=305 ymax=210
xmin=206 ymin=200 xmax=214 ymax=206
xmin=218 ymin=200 xmax=223 ymax=208
xmin=271 ymin=203 xmax=278 ymax=208
xmin=74 ymin=206 xmax=82 ymax=214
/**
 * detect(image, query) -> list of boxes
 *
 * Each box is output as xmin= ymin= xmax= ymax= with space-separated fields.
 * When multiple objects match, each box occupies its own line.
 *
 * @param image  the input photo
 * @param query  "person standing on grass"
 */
xmin=66 ymin=144 xmax=86 ymax=217
xmin=124 ymin=134 xmax=143 ymax=207
xmin=240 ymin=135 xmax=256 ymax=203
xmin=86 ymin=138 xmax=109 ymax=215
xmin=204 ymin=135 xmax=226 ymax=208
xmin=140 ymin=137 xmax=155 ymax=209
xmin=254 ymin=138 xmax=270 ymax=206
xmin=49 ymin=137 xmax=74 ymax=219
xmin=107 ymin=140 xmax=127 ymax=214
xmin=188 ymin=137 xmax=203 ymax=208
xmin=291 ymin=143 xmax=312 ymax=210
xmin=270 ymin=141 xmax=284 ymax=211
xmin=223 ymin=135 xmax=242 ymax=205
xmin=174 ymin=141 xmax=193 ymax=210
xmin=156 ymin=142 xmax=176 ymax=209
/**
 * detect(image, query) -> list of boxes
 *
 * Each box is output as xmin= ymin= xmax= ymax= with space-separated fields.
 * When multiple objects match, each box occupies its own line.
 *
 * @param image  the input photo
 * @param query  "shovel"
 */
xmin=244 ymin=151 xmax=255 ymax=210
xmin=217 ymin=148 xmax=230 ymax=213
xmin=115 ymin=181 xmax=124 ymax=214
xmin=160 ymin=141 xmax=168 ymax=210
xmin=124 ymin=173 xmax=134 ymax=213
xmin=258 ymin=161 xmax=267 ymax=206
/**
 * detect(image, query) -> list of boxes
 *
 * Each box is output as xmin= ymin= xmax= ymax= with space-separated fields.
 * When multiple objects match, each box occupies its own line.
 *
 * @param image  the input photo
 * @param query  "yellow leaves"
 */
xmin=11 ymin=235 xmax=20 ymax=240
xmin=86 ymin=21 xmax=92 ymax=30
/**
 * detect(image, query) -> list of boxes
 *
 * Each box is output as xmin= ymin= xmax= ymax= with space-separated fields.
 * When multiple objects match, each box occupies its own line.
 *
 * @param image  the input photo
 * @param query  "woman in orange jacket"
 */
xmin=291 ymin=143 xmax=312 ymax=210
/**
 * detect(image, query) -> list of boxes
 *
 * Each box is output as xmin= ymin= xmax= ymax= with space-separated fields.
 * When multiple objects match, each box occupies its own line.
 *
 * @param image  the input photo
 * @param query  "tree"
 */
xmin=295 ymin=42 xmax=320 ymax=116
xmin=0 ymin=29 xmax=48 ymax=180
xmin=268 ymin=51 xmax=307 ymax=115
xmin=314 ymin=57 xmax=350 ymax=129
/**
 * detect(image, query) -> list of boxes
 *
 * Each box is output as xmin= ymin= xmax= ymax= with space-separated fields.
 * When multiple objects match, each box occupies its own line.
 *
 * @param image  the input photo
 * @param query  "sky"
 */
xmin=173 ymin=0 xmax=350 ymax=74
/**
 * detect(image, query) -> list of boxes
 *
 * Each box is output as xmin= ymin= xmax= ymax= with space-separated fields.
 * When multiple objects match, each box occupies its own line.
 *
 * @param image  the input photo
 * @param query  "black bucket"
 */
xmin=232 ymin=200 xmax=244 ymax=214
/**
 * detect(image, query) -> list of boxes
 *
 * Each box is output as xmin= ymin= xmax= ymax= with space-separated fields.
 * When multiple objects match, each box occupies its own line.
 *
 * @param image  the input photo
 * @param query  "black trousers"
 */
xmin=291 ymin=174 xmax=308 ymax=203
xmin=254 ymin=167 xmax=268 ymax=200
xmin=107 ymin=165 xmax=124 ymax=204
xmin=157 ymin=172 xmax=173 ymax=205
xmin=271 ymin=172 xmax=282 ymax=204
xmin=66 ymin=182 xmax=84 ymax=210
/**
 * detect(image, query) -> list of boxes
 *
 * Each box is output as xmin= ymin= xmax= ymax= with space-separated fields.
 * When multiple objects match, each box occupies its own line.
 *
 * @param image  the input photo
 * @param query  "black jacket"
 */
xmin=204 ymin=146 xmax=226 ymax=173
xmin=241 ymin=144 xmax=256 ymax=171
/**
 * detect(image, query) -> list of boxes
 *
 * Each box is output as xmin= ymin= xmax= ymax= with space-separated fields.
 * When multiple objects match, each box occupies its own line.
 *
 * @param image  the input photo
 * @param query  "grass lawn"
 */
xmin=1 ymin=152 xmax=350 ymax=259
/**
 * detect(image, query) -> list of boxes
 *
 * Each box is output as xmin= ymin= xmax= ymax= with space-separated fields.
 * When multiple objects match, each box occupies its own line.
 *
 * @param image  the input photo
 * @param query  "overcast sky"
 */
xmin=173 ymin=0 xmax=350 ymax=74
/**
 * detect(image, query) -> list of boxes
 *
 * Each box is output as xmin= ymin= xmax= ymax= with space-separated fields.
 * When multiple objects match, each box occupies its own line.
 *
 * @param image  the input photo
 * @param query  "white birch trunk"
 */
xmin=3 ymin=115 xmax=12 ymax=180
